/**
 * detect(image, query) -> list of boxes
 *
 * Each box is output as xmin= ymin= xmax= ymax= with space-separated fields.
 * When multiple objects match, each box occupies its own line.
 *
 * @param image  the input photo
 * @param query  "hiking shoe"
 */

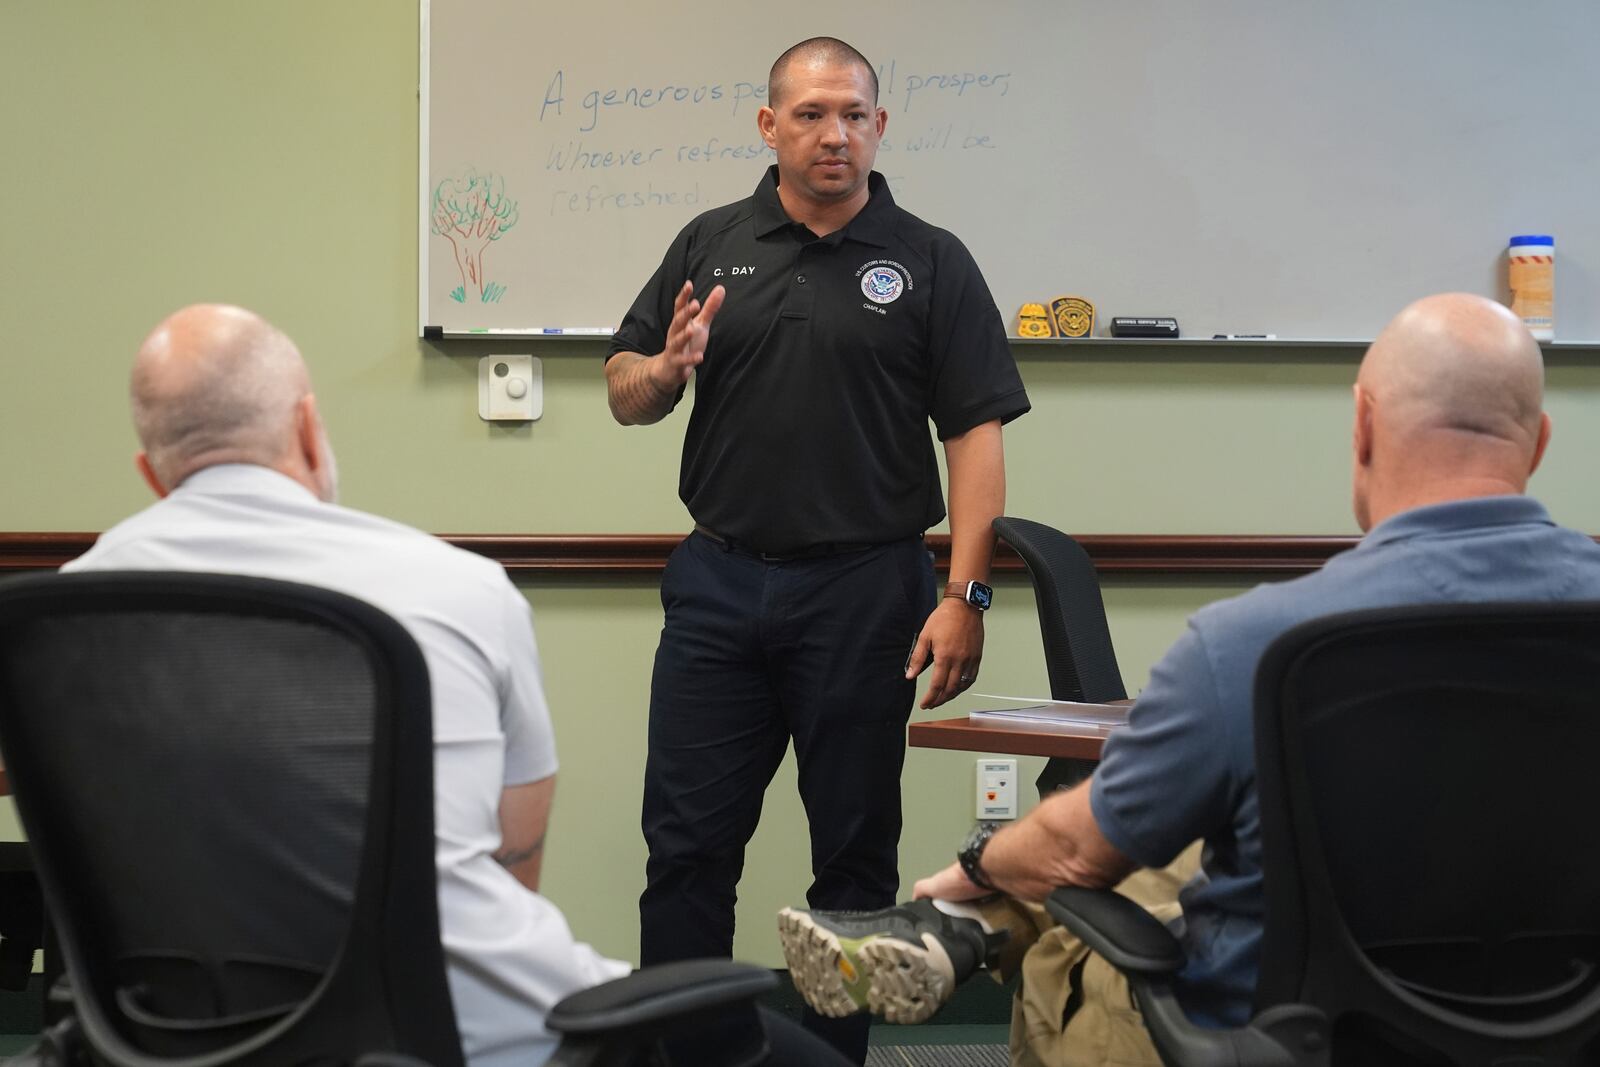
xmin=776 ymin=900 xmax=1005 ymax=1024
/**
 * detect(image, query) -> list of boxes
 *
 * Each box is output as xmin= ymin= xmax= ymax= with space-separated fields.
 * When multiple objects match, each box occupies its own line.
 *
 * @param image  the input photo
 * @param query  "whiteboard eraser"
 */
xmin=1110 ymin=316 xmax=1179 ymax=338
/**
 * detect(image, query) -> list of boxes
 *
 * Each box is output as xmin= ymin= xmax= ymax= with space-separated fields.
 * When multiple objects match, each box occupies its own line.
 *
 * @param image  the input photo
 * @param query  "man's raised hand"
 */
xmin=654 ymin=281 xmax=725 ymax=389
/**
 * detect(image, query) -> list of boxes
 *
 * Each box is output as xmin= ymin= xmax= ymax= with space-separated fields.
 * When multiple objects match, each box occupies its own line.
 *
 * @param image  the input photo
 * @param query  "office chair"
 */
xmin=0 ymin=572 xmax=774 ymax=1067
xmin=1045 ymin=601 xmax=1600 ymax=1066
xmin=991 ymin=517 xmax=1126 ymax=793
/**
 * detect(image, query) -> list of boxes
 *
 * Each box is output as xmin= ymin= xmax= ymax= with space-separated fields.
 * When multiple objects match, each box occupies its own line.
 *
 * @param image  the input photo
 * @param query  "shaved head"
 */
xmin=1360 ymin=292 xmax=1545 ymax=443
xmin=769 ymin=36 xmax=878 ymax=107
xmin=1352 ymin=293 xmax=1550 ymax=528
xmin=131 ymin=304 xmax=336 ymax=500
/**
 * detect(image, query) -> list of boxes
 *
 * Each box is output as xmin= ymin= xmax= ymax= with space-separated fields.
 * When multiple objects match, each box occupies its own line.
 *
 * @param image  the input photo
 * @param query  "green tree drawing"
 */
xmin=431 ymin=170 xmax=519 ymax=303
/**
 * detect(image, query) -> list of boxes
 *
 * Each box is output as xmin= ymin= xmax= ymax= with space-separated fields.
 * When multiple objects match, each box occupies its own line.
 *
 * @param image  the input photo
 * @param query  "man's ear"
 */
xmin=1529 ymin=411 xmax=1553 ymax=476
xmin=135 ymin=452 xmax=169 ymax=499
xmin=296 ymin=395 xmax=324 ymax=473
xmin=757 ymin=105 xmax=777 ymax=147
xmin=1353 ymin=383 xmax=1375 ymax=467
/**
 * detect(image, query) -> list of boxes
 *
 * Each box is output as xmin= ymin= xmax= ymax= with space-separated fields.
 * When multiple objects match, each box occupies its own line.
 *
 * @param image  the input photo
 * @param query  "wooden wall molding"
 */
xmin=0 ymin=533 xmax=97 ymax=571
xmin=0 ymin=531 xmax=1359 ymax=576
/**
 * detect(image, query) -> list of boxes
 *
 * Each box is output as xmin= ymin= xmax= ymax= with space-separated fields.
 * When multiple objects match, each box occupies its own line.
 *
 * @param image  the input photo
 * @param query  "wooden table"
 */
xmin=908 ymin=699 xmax=1132 ymax=762
xmin=909 ymin=700 xmax=1133 ymax=796
xmin=907 ymin=716 xmax=1115 ymax=761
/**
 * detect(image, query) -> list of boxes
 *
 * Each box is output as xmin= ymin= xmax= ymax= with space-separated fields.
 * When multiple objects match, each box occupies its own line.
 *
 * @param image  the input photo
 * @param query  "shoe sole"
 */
xmin=776 ymin=907 xmax=955 ymax=1025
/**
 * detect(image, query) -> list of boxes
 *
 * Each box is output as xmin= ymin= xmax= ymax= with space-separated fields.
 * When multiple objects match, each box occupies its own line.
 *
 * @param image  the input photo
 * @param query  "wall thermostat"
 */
xmin=478 ymin=355 xmax=541 ymax=422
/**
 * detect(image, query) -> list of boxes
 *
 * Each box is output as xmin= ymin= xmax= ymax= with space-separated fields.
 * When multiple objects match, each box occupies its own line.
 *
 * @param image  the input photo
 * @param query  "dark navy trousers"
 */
xmin=640 ymin=530 xmax=937 ymax=1061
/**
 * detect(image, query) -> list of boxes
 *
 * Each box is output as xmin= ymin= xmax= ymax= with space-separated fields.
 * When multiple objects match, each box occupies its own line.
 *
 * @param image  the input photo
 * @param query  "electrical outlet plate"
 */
xmin=976 ymin=757 xmax=1019 ymax=820
xmin=478 ymin=355 xmax=542 ymax=421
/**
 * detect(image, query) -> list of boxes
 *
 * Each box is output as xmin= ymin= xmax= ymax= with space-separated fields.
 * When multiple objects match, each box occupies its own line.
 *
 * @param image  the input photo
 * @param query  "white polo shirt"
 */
xmin=65 ymin=463 xmax=629 ymax=1067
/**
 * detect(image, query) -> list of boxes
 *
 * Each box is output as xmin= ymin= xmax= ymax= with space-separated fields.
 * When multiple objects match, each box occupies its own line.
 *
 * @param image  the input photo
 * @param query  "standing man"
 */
xmin=606 ymin=36 xmax=1029 ymax=1059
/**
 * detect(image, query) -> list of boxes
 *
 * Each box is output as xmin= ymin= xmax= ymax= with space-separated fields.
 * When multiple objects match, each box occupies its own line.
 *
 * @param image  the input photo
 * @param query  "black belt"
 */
xmin=693 ymin=524 xmax=886 ymax=562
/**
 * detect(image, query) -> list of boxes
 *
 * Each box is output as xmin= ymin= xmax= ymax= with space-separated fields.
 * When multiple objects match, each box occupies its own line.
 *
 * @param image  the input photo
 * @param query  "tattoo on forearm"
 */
xmin=610 ymin=357 xmax=675 ymax=422
xmin=494 ymin=833 xmax=545 ymax=868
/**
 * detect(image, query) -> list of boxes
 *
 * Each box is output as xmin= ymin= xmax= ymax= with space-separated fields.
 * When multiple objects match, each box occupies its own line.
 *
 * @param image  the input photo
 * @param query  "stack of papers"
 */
xmin=968 ymin=696 xmax=1130 ymax=733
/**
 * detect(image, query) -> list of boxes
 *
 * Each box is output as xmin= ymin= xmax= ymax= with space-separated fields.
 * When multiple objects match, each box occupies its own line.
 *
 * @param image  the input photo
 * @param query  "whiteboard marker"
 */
xmin=462 ymin=327 xmax=615 ymax=335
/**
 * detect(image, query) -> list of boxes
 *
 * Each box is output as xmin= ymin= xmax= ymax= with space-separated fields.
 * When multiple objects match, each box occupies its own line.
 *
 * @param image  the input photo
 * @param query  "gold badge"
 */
xmin=1016 ymin=302 xmax=1053 ymax=338
xmin=1051 ymin=296 xmax=1095 ymax=338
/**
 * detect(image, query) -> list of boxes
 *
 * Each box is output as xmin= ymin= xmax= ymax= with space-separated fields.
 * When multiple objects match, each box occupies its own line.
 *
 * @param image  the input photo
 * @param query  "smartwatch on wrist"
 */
xmin=944 ymin=580 xmax=993 ymax=612
xmin=957 ymin=821 xmax=1000 ymax=891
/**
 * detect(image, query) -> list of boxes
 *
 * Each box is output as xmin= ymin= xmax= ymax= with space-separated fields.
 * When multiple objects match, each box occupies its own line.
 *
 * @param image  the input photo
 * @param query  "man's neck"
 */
xmin=1365 ymin=477 xmax=1526 ymax=529
xmin=775 ymin=182 xmax=870 ymax=238
xmin=170 ymin=456 xmax=322 ymax=499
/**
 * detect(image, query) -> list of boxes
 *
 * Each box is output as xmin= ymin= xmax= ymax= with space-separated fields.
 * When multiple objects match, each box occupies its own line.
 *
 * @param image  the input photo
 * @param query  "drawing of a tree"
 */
xmin=432 ymin=170 xmax=519 ymax=303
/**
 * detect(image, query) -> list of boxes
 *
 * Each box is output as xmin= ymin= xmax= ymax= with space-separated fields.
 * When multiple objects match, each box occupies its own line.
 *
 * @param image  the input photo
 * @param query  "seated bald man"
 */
xmin=778 ymin=293 xmax=1600 ymax=1066
xmin=62 ymin=305 xmax=636 ymax=1067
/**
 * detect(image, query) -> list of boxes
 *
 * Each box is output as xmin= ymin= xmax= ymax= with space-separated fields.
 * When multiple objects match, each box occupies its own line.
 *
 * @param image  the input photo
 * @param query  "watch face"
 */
xmin=970 ymin=582 xmax=993 ymax=610
xmin=958 ymin=821 xmax=1000 ymax=891
xmin=963 ymin=822 xmax=996 ymax=853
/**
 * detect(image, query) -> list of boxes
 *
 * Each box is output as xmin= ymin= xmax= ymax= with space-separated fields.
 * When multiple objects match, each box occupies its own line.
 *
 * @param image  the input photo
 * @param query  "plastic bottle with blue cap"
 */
xmin=1508 ymin=235 xmax=1554 ymax=341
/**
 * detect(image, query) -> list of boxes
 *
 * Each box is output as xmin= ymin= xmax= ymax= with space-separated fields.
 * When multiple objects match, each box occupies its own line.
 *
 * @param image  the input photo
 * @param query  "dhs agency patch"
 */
xmin=1051 ymin=296 xmax=1095 ymax=339
xmin=861 ymin=266 xmax=905 ymax=304
xmin=857 ymin=260 xmax=911 ymax=305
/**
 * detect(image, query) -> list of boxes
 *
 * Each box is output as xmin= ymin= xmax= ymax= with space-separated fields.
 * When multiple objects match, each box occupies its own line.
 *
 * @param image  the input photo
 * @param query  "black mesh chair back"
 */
xmin=991 ymin=517 xmax=1125 ymax=703
xmin=1252 ymin=602 xmax=1600 ymax=1065
xmin=0 ymin=571 xmax=464 ymax=1067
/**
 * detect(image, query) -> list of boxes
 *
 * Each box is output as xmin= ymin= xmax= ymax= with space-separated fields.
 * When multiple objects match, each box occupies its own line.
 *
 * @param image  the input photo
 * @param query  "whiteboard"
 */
xmin=421 ymin=1 xmax=1600 ymax=341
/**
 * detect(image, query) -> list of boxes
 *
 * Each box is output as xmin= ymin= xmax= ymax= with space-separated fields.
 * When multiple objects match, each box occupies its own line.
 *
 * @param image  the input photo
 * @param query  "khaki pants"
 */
xmin=975 ymin=843 xmax=1203 ymax=1067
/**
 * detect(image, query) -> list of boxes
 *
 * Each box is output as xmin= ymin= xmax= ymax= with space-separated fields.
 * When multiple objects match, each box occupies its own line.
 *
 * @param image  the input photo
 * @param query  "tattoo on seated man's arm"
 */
xmin=494 ymin=833 xmax=545 ymax=868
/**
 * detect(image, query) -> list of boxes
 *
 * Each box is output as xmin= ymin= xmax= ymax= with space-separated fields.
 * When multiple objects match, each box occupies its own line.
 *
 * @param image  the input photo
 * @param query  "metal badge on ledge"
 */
xmin=1016 ymin=302 xmax=1054 ymax=338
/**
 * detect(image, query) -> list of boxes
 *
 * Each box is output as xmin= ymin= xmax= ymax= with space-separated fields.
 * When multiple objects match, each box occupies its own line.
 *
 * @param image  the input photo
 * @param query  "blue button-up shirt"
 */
xmin=1089 ymin=495 xmax=1600 ymax=1025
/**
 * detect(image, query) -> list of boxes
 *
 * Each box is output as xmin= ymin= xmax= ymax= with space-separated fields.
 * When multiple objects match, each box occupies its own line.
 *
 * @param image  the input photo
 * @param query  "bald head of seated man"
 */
xmin=128 ymin=303 xmax=340 ymax=504
xmin=1350 ymin=291 xmax=1551 ymax=531
xmin=785 ymin=294 xmax=1600 ymax=1051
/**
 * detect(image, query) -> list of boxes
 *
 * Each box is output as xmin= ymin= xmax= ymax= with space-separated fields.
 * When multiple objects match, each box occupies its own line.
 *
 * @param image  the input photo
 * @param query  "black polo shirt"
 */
xmin=610 ymin=166 xmax=1029 ymax=553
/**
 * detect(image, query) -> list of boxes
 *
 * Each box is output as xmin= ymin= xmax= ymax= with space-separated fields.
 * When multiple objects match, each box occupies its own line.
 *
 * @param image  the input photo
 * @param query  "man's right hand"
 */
xmin=652 ymin=280 xmax=725 ymax=392
xmin=606 ymin=280 xmax=726 ymax=426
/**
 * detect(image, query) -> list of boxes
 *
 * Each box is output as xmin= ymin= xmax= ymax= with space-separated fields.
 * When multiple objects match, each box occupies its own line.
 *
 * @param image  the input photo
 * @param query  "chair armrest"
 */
xmin=1046 ymin=886 xmax=1184 ymax=977
xmin=1137 ymin=999 xmax=1327 ymax=1067
xmin=1046 ymin=887 xmax=1325 ymax=1067
xmin=545 ymin=959 xmax=777 ymax=1037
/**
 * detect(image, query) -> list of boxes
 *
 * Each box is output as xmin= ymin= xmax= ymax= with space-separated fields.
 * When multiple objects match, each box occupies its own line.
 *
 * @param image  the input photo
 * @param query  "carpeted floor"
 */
xmin=866 ymin=1044 xmax=1009 ymax=1066
xmin=868 ymin=1021 xmax=1009 ymax=1064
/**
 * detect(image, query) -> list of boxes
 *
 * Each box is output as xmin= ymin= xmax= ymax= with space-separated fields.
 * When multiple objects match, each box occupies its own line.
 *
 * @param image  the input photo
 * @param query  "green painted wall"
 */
xmin=2 ymin=3 xmax=1597 ymax=967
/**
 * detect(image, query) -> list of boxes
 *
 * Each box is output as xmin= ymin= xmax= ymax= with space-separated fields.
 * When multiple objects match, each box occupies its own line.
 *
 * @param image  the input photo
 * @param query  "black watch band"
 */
xmin=957 ymin=822 xmax=1000 ymax=892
